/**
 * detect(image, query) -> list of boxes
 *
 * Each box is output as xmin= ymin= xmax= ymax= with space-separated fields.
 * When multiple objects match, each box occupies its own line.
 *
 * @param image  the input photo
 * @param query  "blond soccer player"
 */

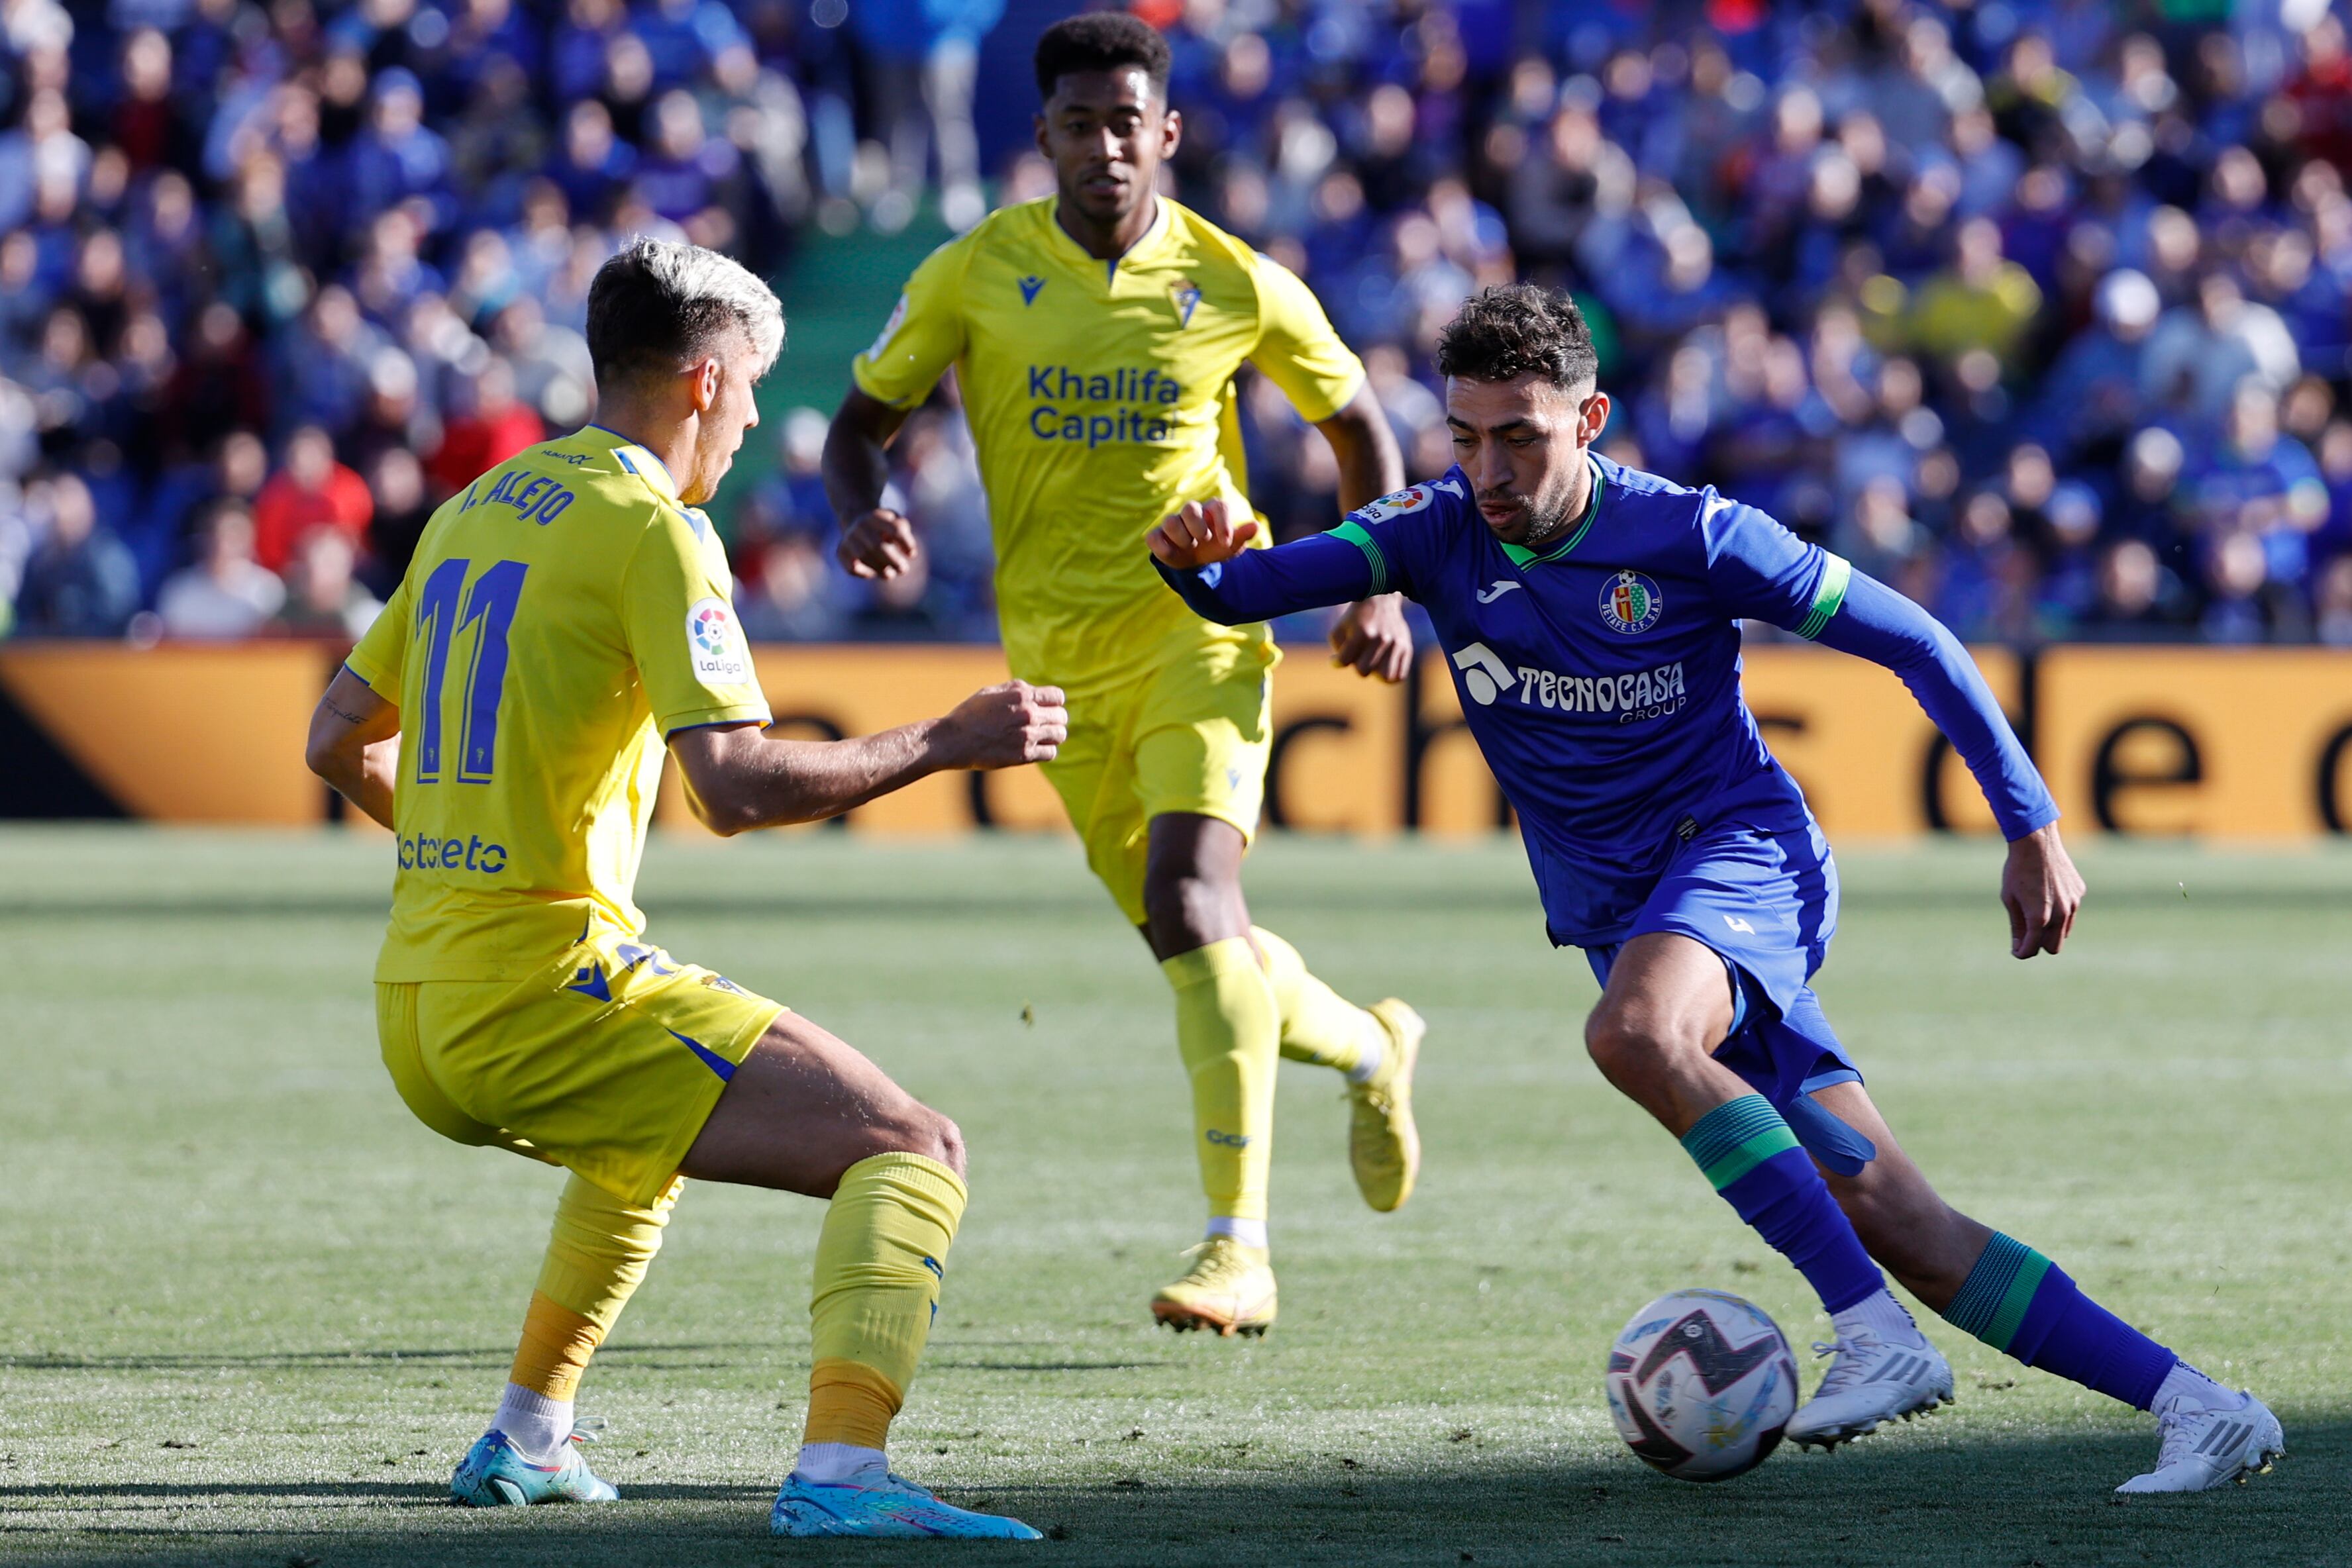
xmin=825 ymin=13 xmax=1427 ymax=1338
xmin=306 ymin=238 xmax=1068 ymax=1540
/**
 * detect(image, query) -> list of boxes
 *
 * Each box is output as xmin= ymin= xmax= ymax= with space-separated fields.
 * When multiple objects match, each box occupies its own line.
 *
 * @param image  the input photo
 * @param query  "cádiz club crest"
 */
xmin=1599 ymin=570 xmax=1664 ymax=634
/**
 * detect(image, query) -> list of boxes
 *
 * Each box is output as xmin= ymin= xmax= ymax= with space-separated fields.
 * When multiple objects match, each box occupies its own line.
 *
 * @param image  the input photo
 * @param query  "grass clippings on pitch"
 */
xmin=2 ymin=827 xmax=2347 ymax=1567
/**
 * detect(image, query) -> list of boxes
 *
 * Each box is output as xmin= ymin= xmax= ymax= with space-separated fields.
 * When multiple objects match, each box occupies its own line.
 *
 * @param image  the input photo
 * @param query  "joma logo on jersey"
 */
xmin=1451 ymin=641 xmax=1687 ymax=722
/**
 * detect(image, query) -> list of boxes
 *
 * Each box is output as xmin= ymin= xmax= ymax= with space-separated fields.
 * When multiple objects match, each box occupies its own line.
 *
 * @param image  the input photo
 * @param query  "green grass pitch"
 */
xmin=3 ymin=826 xmax=2349 ymax=1567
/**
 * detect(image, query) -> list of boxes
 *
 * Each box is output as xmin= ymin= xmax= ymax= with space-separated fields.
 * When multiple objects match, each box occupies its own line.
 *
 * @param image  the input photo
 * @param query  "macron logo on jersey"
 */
xmin=1451 ymin=640 xmax=1690 ymax=724
xmin=1019 ymin=275 xmax=1045 ymax=305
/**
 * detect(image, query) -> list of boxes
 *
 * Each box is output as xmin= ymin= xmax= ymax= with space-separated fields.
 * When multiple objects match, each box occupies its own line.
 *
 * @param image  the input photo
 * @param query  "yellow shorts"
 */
xmin=375 ymin=932 xmax=787 ymax=1207
xmin=1038 ymin=628 xmax=1280 ymax=925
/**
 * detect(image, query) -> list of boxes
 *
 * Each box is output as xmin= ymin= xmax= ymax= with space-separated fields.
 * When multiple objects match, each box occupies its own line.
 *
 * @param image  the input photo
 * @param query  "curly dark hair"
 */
xmin=1435 ymin=285 xmax=1599 ymax=390
xmin=1035 ymin=13 xmax=1171 ymax=102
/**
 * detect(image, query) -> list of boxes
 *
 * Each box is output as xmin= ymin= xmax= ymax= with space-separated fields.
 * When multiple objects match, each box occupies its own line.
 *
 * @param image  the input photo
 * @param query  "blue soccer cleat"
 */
xmin=771 ymin=1469 xmax=1043 ymax=1539
xmin=449 ymin=1426 xmax=621 ymax=1507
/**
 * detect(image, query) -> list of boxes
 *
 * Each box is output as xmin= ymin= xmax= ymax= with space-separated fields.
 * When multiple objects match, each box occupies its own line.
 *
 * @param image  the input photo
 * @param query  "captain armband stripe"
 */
xmin=1329 ymin=520 xmax=1390 ymax=596
xmin=1793 ymin=553 xmax=1853 ymax=640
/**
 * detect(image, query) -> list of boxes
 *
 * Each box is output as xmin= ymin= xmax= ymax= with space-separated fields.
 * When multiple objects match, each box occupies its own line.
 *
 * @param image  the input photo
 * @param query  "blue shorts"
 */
xmin=1584 ymin=816 xmax=1872 ymax=1170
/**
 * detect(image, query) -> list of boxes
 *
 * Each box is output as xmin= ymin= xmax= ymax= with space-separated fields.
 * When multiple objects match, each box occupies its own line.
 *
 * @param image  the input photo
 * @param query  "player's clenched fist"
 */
xmin=838 ymin=508 xmax=920 ymax=579
xmin=936 ymin=680 xmax=1069 ymax=768
xmin=1147 ymin=498 xmax=1260 ymax=570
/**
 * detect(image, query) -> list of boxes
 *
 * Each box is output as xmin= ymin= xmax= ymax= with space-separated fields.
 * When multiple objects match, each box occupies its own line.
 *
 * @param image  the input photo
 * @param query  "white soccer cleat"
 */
xmin=1784 ymin=1332 xmax=1954 ymax=1449
xmin=2115 ymin=1391 xmax=2284 ymax=1494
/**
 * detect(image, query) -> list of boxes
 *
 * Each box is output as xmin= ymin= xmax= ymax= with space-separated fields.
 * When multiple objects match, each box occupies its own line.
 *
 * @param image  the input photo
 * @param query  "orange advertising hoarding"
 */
xmin=5 ymin=641 xmax=2349 ymax=839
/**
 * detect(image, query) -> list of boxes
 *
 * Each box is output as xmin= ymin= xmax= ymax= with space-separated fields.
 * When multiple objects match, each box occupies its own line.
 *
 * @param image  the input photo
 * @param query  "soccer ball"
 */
xmin=1605 ymin=1289 xmax=1798 ymax=1483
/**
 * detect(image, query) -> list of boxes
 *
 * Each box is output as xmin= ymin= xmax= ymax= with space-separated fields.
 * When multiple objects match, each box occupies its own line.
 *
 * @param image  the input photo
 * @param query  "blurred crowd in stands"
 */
xmin=5 ymin=0 xmax=2352 ymax=646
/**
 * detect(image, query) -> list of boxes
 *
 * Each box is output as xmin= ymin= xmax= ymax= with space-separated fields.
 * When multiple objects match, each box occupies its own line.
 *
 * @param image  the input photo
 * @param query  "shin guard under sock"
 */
xmin=803 ymin=1152 xmax=966 ymax=1449
xmin=1162 ymin=938 xmax=1280 ymax=1224
xmin=1681 ymin=1095 xmax=1884 ymax=1314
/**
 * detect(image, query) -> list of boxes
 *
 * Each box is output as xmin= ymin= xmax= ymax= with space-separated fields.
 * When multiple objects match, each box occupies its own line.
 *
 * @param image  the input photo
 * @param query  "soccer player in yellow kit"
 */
xmin=825 ymin=13 xmax=1423 ymax=1337
xmin=303 ymin=238 xmax=1068 ymax=1540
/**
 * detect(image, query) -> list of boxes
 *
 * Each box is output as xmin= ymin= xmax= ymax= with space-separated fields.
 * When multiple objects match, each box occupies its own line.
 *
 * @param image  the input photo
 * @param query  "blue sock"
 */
xmin=1941 ymin=1233 xmax=2176 ymax=1410
xmin=1680 ymin=1095 xmax=1884 ymax=1314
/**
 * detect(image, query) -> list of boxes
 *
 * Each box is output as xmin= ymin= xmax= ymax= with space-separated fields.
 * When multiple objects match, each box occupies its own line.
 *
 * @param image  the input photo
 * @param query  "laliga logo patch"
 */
xmin=1356 ymin=486 xmax=1432 ymax=524
xmin=864 ymin=293 xmax=909 ymax=360
xmin=686 ymin=597 xmax=750 ymax=687
xmin=1600 ymin=570 xmax=1664 ymax=634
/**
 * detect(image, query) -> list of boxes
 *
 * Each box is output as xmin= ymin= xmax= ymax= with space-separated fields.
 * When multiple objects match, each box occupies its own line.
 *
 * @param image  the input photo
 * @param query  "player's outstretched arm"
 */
xmin=666 ymin=681 xmax=1068 ymax=835
xmin=305 ymin=665 xmax=402 ymax=830
xmin=1806 ymin=569 xmax=2082 ymax=957
xmin=1148 ymin=499 xmax=1376 ymax=625
xmin=823 ymin=386 xmax=921 ymax=581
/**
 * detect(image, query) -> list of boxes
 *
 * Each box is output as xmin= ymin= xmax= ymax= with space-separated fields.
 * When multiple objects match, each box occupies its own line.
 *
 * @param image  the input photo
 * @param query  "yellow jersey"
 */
xmin=852 ymin=196 xmax=1365 ymax=691
xmin=344 ymin=425 xmax=772 ymax=981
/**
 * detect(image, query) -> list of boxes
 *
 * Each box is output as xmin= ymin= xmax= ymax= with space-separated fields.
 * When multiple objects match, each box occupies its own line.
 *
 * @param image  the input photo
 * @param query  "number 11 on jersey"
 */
xmin=412 ymin=557 xmax=528 ymax=785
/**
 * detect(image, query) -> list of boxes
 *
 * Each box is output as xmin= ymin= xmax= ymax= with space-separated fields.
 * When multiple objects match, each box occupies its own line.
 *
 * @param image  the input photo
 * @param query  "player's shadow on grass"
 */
xmin=8 ymin=1424 xmax=2343 ymax=1567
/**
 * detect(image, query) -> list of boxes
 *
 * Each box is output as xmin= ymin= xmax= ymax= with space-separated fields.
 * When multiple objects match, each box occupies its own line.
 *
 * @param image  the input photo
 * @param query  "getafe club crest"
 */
xmin=1600 ymin=570 xmax=1664 ymax=634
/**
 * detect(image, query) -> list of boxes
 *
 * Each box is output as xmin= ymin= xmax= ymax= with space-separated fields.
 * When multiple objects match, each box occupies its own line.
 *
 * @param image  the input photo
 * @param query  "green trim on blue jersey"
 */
xmin=1794 ymin=554 xmax=1854 ymax=640
xmin=1499 ymin=462 xmax=1606 ymax=569
xmin=1943 ymin=1232 xmax=2053 ymax=1352
xmin=1680 ymin=1094 xmax=1801 ymax=1191
xmin=1328 ymin=520 xmax=1389 ymax=595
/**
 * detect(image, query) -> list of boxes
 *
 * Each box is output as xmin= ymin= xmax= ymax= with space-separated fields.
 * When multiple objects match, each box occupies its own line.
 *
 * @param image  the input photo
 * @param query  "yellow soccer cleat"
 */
xmin=1150 ymin=1238 xmax=1277 ymax=1337
xmin=1349 ymin=999 xmax=1425 ymax=1213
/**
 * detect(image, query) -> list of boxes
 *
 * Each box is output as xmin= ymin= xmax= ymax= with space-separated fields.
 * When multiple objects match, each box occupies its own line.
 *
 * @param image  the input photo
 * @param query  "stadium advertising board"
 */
xmin=5 ymin=644 xmax=2349 ymax=838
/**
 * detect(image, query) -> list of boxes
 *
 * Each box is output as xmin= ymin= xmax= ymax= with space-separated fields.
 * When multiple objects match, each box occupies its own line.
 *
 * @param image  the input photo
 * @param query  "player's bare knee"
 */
xmin=874 ymin=1105 xmax=966 ymax=1179
xmin=1584 ymin=1004 xmax=1673 ymax=1091
xmin=923 ymin=1110 xmax=968 ymax=1181
xmin=1141 ymin=870 xmax=1229 ymax=954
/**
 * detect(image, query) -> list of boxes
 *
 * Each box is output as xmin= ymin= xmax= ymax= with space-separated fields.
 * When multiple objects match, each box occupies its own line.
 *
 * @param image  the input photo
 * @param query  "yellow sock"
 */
xmin=509 ymin=1173 xmax=678 ymax=1399
xmin=1162 ymin=938 xmax=1279 ymax=1224
xmin=803 ymin=1152 xmax=966 ymax=1449
xmin=1253 ymin=925 xmax=1385 ymax=1075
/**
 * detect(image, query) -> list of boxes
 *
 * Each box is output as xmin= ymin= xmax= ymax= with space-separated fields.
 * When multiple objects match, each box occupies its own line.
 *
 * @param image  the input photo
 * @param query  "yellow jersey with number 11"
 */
xmin=343 ymin=425 xmax=772 ymax=983
xmin=852 ymin=196 xmax=1365 ymax=692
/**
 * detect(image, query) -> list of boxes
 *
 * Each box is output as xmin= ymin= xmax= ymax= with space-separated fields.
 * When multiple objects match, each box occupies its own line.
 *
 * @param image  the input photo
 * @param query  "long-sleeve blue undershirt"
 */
xmin=1155 ymin=530 xmax=2057 ymax=842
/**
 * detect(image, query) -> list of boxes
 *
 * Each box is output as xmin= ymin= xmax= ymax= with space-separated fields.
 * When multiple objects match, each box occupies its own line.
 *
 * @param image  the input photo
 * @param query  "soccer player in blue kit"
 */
xmin=1148 ymin=284 xmax=2280 ymax=1493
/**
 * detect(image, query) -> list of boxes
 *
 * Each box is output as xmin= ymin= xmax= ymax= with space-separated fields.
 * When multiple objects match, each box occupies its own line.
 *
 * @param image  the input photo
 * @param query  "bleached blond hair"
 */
xmin=586 ymin=236 xmax=784 ymax=389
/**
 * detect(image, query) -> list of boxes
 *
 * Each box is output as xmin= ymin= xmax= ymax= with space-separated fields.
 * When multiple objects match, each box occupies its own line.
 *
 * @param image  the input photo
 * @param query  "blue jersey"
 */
xmin=1160 ymin=454 xmax=2056 ymax=946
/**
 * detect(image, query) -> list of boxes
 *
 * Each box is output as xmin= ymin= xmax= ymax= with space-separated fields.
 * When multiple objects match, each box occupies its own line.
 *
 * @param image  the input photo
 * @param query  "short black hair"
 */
xmin=1034 ymin=12 xmax=1170 ymax=103
xmin=1435 ymin=285 xmax=1599 ymax=391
